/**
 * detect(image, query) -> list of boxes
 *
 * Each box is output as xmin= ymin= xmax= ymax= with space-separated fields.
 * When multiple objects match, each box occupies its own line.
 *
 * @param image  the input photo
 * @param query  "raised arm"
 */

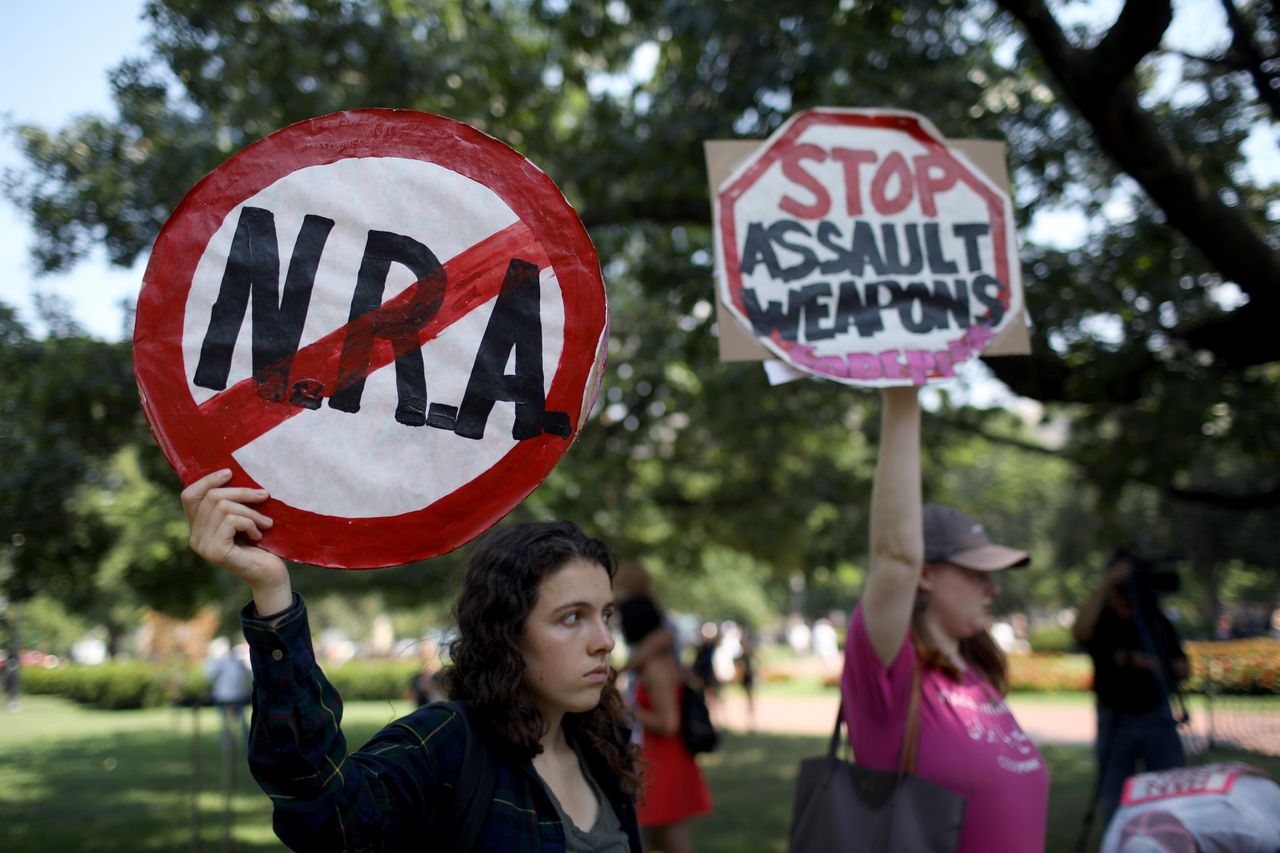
xmin=1073 ymin=556 xmax=1132 ymax=646
xmin=182 ymin=469 xmax=457 ymax=850
xmin=860 ymin=387 xmax=924 ymax=668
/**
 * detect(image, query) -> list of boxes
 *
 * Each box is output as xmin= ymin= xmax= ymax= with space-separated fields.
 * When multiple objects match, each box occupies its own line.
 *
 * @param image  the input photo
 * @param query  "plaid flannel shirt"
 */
xmin=241 ymin=597 xmax=642 ymax=853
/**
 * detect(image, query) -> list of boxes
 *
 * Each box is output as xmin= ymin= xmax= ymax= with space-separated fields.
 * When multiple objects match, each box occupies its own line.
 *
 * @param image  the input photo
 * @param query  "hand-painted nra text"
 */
xmin=193 ymin=206 xmax=569 ymax=441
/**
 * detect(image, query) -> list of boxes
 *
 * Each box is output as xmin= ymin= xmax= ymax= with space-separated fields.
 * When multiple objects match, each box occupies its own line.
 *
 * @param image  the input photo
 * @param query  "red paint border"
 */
xmin=135 ymin=110 xmax=606 ymax=568
xmin=717 ymin=110 xmax=1014 ymax=382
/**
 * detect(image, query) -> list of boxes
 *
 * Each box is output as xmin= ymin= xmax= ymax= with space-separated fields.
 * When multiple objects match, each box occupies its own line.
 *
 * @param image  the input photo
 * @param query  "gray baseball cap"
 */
xmin=922 ymin=503 xmax=1030 ymax=571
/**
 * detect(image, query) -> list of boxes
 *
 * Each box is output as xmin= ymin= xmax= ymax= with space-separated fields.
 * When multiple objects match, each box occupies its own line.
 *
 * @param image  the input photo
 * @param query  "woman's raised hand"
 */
xmin=182 ymin=469 xmax=292 ymax=612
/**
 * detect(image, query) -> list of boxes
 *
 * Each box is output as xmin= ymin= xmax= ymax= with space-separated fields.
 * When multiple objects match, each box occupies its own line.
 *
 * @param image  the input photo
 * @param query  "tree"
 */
xmin=0 ymin=299 xmax=143 ymax=676
xmin=3 ymin=0 xmax=1275 ymax=624
xmin=995 ymin=0 xmax=1278 ymax=369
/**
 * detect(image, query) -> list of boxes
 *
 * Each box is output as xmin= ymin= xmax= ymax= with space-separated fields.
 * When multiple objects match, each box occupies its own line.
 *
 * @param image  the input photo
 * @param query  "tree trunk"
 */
xmin=1190 ymin=523 xmax=1220 ymax=637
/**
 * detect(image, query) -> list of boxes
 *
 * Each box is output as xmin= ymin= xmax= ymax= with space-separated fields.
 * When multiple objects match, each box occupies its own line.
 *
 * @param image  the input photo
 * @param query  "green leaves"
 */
xmin=2 ymin=0 xmax=1276 ymax=626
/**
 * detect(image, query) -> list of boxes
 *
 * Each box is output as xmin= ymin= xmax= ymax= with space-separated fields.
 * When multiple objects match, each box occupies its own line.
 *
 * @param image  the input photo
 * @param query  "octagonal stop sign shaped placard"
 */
xmin=714 ymin=108 xmax=1023 ymax=386
xmin=135 ymin=110 xmax=608 ymax=569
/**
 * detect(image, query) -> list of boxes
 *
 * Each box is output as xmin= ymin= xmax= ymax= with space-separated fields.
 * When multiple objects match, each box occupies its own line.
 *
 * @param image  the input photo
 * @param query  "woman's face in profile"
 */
xmin=519 ymin=558 xmax=617 ymax=717
xmin=922 ymin=561 xmax=1002 ymax=639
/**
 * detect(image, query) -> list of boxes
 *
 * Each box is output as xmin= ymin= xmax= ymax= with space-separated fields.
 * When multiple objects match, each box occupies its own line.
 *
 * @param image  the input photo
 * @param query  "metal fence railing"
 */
xmin=1196 ymin=691 xmax=1280 ymax=757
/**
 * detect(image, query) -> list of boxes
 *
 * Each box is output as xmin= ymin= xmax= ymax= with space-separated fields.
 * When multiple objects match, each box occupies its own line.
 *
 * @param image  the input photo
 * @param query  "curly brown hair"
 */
xmin=442 ymin=520 xmax=641 ymax=796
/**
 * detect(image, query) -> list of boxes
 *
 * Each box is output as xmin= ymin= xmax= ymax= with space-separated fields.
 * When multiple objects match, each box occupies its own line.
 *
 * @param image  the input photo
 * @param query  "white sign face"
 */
xmin=181 ymin=156 xmax=566 ymax=519
xmin=714 ymin=108 xmax=1022 ymax=386
xmin=136 ymin=110 xmax=608 ymax=568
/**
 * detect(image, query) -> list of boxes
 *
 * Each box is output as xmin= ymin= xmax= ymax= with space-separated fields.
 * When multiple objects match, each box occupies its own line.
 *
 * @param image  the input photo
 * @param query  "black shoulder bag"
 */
xmin=787 ymin=663 xmax=966 ymax=852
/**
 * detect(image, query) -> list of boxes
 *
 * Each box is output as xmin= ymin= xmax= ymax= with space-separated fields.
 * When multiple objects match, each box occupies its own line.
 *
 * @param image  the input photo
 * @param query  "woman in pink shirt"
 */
xmin=841 ymin=386 xmax=1050 ymax=852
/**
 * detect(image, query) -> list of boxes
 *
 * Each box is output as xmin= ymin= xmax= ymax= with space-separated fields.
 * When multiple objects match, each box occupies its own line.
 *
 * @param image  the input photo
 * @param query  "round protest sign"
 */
xmin=714 ymin=108 xmax=1022 ymax=386
xmin=135 ymin=109 xmax=608 ymax=569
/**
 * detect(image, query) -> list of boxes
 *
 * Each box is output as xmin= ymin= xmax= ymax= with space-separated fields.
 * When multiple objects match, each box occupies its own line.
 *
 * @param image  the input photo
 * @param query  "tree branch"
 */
xmin=1166 ymin=47 xmax=1262 ymax=74
xmin=981 ymin=344 xmax=1161 ymax=404
xmin=931 ymin=411 xmax=1062 ymax=457
xmin=936 ymin=405 xmax=1280 ymax=511
xmin=997 ymin=0 xmax=1280 ymax=367
xmin=1178 ymin=300 xmax=1279 ymax=368
xmin=579 ymin=194 xmax=709 ymax=228
xmin=1092 ymin=0 xmax=1174 ymax=91
xmin=1219 ymin=0 xmax=1280 ymax=121
xmin=1169 ymin=483 xmax=1280 ymax=510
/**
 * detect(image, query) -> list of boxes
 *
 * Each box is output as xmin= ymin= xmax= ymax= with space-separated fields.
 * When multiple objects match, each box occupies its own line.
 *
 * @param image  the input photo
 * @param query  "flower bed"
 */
xmin=1186 ymin=638 xmax=1280 ymax=695
xmin=1004 ymin=639 xmax=1280 ymax=696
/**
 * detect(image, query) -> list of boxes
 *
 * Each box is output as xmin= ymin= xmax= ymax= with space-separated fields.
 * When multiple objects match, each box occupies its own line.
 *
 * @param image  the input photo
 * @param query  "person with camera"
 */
xmin=1074 ymin=550 xmax=1190 ymax=824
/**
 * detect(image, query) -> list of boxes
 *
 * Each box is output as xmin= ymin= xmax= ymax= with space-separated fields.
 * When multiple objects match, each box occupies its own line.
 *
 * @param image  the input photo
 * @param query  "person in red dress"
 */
xmin=617 ymin=576 xmax=712 ymax=853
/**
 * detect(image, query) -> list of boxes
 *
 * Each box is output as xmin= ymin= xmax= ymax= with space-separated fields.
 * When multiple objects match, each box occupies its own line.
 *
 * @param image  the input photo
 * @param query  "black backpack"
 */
xmin=679 ymin=681 xmax=720 ymax=754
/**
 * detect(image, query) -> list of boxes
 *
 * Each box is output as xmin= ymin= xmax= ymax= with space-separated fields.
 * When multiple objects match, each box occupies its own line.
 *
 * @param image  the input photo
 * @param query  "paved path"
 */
xmin=714 ymin=691 xmax=1278 ymax=755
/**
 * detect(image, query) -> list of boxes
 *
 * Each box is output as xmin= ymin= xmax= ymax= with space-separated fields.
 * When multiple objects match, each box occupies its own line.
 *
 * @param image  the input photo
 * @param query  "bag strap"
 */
xmin=826 ymin=701 xmax=846 ymax=758
xmin=832 ymin=652 xmax=924 ymax=775
xmin=442 ymin=700 xmax=497 ymax=853
xmin=898 ymin=660 xmax=923 ymax=774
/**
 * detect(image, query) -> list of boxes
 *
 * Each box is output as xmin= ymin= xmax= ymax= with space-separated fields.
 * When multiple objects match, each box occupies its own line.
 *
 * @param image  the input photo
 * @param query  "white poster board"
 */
xmin=709 ymin=108 xmax=1029 ymax=386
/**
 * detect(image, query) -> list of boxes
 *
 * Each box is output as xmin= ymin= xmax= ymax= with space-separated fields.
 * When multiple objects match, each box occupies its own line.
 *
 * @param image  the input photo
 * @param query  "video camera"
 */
xmin=1112 ymin=548 xmax=1182 ymax=596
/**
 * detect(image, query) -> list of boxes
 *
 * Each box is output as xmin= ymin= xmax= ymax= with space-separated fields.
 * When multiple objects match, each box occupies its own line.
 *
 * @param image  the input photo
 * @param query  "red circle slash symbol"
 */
xmin=135 ymin=110 xmax=608 ymax=568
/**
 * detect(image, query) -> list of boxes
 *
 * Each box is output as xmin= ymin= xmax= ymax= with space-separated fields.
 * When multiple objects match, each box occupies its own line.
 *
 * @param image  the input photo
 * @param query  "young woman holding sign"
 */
xmin=184 ymin=470 xmax=641 ymax=852
xmin=840 ymin=387 xmax=1050 ymax=852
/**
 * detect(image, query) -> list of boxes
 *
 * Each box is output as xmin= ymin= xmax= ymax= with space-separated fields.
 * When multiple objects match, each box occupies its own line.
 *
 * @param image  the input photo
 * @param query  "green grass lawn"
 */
xmin=2 ymin=695 xmax=1277 ymax=852
xmin=0 ymin=695 xmax=416 ymax=852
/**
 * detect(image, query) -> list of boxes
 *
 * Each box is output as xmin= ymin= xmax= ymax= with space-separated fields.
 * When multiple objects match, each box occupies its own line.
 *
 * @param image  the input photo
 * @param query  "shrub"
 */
xmin=21 ymin=661 xmax=195 ymax=710
xmin=22 ymin=657 xmax=427 ymax=710
xmin=325 ymin=660 xmax=422 ymax=702
xmin=1027 ymin=625 xmax=1076 ymax=653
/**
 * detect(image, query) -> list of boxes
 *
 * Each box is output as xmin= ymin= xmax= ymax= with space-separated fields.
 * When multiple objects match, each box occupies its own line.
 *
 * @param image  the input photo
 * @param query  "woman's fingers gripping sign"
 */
xmin=181 ymin=469 xmax=289 ymax=593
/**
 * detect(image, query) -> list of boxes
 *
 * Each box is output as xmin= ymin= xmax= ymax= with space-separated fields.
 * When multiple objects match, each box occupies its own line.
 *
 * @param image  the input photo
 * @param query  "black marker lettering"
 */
xmin=953 ymin=223 xmax=990 ymax=273
xmin=931 ymin=278 xmax=971 ymax=329
xmin=193 ymin=207 xmax=335 ymax=401
xmin=881 ymin=223 xmax=924 ymax=276
xmin=795 ymin=282 xmax=836 ymax=341
xmin=924 ymin=222 xmax=959 ymax=274
xmin=886 ymin=280 xmax=934 ymax=333
xmin=329 ymin=230 xmax=446 ymax=426
xmin=739 ymin=222 xmax=783 ymax=278
xmin=769 ymin=220 xmax=819 ymax=282
xmin=453 ymin=258 xmax=568 ymax=441
xmin=834 ymin=279 xmax=887 ymax=338
xmin=742 ymin=287 xmax=802 ymax=342
xmin=972 ymin=273 xmax=1008 ymax=326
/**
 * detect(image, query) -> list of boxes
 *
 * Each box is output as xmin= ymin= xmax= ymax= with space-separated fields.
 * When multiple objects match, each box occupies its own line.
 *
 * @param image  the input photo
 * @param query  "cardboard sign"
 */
xmin=711 ymin=108 xmax=1027 ymax=386
xmin=135 ymin=110 xmax=608 ymax=569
